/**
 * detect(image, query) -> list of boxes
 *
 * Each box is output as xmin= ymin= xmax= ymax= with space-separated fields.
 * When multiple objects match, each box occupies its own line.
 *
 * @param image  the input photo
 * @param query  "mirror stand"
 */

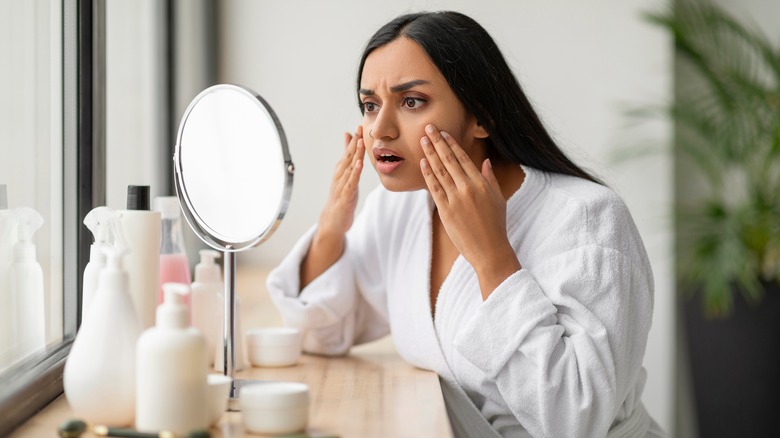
xmin=222 ymin=250 xmax=255 ymax=411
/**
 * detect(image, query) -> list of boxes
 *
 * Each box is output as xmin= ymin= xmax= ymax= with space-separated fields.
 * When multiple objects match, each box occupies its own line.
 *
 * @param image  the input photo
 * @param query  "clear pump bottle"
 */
xmin=154 ymin=197 xmax=191 ymax=307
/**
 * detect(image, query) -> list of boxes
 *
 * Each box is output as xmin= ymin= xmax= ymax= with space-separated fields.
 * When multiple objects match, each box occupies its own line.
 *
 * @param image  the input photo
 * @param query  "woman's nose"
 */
xmin=370 ymin=108 xmax=399 ymax=140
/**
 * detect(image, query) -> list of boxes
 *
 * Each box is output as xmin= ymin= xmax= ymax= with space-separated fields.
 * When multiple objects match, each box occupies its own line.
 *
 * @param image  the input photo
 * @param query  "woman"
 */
xmin=267 ymin=11 xmax=666 ymax=438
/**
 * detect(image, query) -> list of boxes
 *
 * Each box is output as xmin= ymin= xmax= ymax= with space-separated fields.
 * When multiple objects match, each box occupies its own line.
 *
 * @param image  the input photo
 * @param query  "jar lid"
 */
xmin=246 ymin=328 xmax=301 ymax=347
xmin=240 ymin=382 xmax=309 ymax=408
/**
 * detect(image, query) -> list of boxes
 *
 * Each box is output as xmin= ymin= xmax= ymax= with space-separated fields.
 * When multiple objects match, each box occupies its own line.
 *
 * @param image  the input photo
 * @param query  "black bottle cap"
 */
xmin=127 ymin=185 xmax=151 ymax=210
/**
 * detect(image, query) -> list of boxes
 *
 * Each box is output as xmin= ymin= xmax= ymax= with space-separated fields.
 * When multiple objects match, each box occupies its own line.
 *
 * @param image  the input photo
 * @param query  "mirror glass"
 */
xmin=174 ymin=84 xmax=293 ymax=251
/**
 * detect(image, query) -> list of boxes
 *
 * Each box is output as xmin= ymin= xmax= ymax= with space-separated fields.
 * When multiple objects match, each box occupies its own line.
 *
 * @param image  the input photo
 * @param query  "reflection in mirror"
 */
xmin=174 ymin=84 xmax=293 ymax=407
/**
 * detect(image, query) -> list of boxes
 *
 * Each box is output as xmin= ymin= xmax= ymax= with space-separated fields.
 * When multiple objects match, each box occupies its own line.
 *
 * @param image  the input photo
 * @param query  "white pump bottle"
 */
xmin=191 ymin=249 xmax=222 ymax=365
xmin=136 ymin=282 xmax=208 ymax=434
xmin=9 ymin=207 xmax=45 ymax=359
xmin=64 ymin=246 xmax=142 ymax=426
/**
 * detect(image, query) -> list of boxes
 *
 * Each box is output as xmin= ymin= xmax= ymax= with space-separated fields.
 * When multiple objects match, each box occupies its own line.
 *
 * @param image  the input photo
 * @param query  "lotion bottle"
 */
xmin=82 ymin=206 xmax=126 ymax=318
xmin=64 ymin=247 xmax=142 ymax=426
xmin=191 ymin=249 xmax=222 ymax=365
xmin=0 ymin=185 xmax=16 ymax=366
xmin=136 ymin=282 xmax=208 ymax=434
xmin=119 ymin=186 xmax=161 ymax=329
xmin=9 ymin=207 xmax=45 ymax=358
xmin=155 ymin=197 xmax=191 ymax=307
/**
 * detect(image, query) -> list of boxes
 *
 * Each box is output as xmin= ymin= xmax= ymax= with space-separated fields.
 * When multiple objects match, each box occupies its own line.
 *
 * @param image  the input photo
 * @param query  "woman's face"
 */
xmin=359 ymin=37 xmax=488 ymax=192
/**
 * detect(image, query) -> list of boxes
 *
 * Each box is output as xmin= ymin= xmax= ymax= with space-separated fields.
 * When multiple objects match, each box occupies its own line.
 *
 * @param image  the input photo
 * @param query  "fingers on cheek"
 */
xmin=420 ymin=159 xmax=442 ymax=193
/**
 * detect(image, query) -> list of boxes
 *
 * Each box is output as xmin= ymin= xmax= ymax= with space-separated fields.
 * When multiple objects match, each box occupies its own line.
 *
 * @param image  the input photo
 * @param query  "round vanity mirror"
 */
xmin=174 ymin=84 xmax=293 ymax=252
xmin=174 ymin=84 xmax=294 ymax=408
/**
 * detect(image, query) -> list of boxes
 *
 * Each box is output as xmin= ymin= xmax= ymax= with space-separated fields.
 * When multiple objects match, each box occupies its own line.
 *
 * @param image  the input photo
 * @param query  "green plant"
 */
xmin=645 ymin=0 xmax=780 ymax=317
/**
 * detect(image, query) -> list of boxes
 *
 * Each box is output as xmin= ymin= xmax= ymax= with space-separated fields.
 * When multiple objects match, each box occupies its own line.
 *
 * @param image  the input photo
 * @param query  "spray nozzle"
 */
xmin=13 ymin=207 xmax=44 ymax=243
xmin=84 ymin=206 xmax=129 ymax=250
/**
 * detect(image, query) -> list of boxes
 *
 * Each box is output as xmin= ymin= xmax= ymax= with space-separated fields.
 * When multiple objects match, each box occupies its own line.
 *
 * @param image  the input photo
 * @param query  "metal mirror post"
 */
xmin=173 ymin=84 xmax=293 ymax=410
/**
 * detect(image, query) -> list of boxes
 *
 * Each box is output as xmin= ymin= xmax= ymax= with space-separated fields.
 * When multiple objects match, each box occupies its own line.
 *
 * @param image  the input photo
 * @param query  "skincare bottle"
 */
xmin=119 ymin=186 xmax=161 ymax=329
xmin=136 ymin=283 xmax=209 ymax=435
xmin=191 ymin=249 xmax=222 ymax=365
xmin=9 ymin=207 xmax=45 ymax=358
xmin=154 ymin=197 xmax=191 ymax=307
xmin=0 ymin=185 xmax=16 ymax=366
xmin=213 ymin=288 xmax=248 ymax=372
xmin=82 ymin=206 xmax=126 ymax=318
xmin=64 ymin=247 xmax=141 ymax=427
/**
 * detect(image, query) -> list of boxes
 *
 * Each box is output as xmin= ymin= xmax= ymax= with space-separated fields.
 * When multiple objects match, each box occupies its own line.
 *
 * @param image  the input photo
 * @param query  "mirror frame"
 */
xmin=173 ymin=84 xmax=294 ymax=252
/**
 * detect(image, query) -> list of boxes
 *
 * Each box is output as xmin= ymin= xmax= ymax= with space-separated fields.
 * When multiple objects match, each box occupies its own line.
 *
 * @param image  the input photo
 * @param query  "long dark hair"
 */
xmin=357 ymin=11 xmax=601 ymax=184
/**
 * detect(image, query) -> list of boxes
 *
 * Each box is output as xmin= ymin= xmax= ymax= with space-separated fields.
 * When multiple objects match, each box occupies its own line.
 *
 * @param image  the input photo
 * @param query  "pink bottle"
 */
xmin=154 ymin=197 xmax=192 ymax=307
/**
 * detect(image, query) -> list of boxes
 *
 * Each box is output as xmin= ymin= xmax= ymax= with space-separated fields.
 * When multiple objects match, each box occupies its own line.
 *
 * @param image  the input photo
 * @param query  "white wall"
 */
xmin=105 ymin=0 xmax=169 ymax=210
xmin=220 ymin=0 xmax=673 ymax=432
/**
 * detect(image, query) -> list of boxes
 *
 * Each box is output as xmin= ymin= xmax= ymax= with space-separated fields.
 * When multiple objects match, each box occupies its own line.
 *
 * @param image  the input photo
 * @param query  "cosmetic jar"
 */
xmin=207 ymin=374 xmax=233 ymax=425
xmin=240 ymin=382 xmax=310 ymax=435
xmin=246 ymin=327 xmax=301 ymax=367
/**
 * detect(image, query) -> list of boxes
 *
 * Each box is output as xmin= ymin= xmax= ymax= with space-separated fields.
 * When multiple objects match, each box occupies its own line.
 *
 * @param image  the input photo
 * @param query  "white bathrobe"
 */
xmin=266 ymin=165 xmax=666 ymax=438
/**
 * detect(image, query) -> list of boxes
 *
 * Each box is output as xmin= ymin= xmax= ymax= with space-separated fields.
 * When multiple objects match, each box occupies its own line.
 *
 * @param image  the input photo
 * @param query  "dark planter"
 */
xmin=683 ymin=282 xmax=780 ymax=437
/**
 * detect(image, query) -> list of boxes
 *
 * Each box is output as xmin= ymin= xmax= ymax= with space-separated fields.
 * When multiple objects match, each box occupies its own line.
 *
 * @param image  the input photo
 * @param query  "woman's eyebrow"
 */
xmin=359 ymin=79 xmax=430 ymax=96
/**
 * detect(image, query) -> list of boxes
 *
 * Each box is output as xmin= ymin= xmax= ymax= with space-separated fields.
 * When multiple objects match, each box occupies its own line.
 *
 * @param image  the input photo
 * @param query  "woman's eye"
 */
xmin=362 ymin=102 xmax=378 ymax=113
xmin=402 ymin=97 xmax=426 ymax=109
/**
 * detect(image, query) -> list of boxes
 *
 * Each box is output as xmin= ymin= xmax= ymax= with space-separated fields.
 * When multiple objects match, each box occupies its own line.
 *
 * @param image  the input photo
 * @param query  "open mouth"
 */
xmin=377 ymin=153 xmax=403 ymax=163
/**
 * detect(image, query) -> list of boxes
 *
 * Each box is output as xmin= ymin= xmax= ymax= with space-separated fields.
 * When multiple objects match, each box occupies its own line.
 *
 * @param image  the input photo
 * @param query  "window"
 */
xmin=0 ymin=0 xmax=99 ymax=433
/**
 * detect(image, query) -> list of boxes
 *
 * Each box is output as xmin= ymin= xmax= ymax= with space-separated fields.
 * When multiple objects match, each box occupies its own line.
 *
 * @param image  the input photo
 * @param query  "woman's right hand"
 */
xmin=318 ymin=125 xmax=366 ymax=238
xmin=301 ymin=126 xmax=365 ymax=289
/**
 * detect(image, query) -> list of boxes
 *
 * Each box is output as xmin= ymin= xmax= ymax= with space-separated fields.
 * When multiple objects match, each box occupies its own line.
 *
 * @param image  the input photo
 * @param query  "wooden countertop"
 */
xmin=10 ymin=267 xmax=453 ymax=438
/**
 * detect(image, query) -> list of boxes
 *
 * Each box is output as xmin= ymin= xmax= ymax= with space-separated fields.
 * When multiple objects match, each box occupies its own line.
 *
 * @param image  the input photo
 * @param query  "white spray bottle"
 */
xmin=191 ymin=249 xmax=222 ymax=366
xmin=64 ymin=246 xmax=142 ymax=426
xmin=0 ymin=185 xmax=17 ymax=366
xmin=9 ymin=207 xmax=45 ymax=359
xmin=82 ymin=206 xmax=127 ymax=318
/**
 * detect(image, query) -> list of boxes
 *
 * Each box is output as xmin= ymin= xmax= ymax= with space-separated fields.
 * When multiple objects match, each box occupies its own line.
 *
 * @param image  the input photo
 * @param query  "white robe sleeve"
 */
xmin=265 ymin=189 xmax=390 ymax=356
xmin=453 ymin=246 xmax=653 ymax=438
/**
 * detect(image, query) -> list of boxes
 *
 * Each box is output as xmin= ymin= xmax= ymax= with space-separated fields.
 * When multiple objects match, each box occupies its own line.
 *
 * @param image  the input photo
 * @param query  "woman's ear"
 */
xmin=473 ymin=122 xmax=489 ymax=139
xmin=468 ymin=116 xmax=489 ymax=139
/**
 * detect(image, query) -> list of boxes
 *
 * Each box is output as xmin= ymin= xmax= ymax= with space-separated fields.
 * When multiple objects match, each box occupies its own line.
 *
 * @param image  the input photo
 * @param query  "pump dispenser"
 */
xmin=155 ymin=197 xmax=191 ymax=307
xmin=191 ymin=249 xmax=222 ymax=365
xmin=120 ymin=186 xmax=161 ymax=329
xmin=0 ymin=185 xmax=16 ymax=366
xmin=82 ymin=207 xmax=127 ymax=318
xmin=9 ymin=207 xmax=45 ymax=358
xmin=136 ymin=282 xmax=209 ymax=434
xmin=64 ymin=246 xmax=142 ymax=426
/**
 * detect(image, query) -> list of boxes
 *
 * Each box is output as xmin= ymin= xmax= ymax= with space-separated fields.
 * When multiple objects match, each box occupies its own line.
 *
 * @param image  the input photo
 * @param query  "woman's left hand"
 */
xmin=420 ymin=124 xmax=522 ymax=300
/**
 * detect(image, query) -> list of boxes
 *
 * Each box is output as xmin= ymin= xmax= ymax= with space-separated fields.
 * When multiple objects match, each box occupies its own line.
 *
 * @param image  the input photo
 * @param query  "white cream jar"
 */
xmin=246 ymin=327 xmax=301 ymax=367
xmin=240 ymin=382 xmax=310 ymax=435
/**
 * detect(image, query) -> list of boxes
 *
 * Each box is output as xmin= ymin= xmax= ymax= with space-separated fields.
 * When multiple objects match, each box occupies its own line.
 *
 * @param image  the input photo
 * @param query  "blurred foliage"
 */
xmin=644 ymin=0 xmax=780 ymax=317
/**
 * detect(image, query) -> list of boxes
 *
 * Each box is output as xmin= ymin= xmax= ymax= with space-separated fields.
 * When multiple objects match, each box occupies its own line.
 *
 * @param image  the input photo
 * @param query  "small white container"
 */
xmin=240 ymin=382 xmax=309 ymax=435
xmin=246 ymin=328 xmax=301 ymax=367
xmin=206 ymin=374 xmax=232 ymax=426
